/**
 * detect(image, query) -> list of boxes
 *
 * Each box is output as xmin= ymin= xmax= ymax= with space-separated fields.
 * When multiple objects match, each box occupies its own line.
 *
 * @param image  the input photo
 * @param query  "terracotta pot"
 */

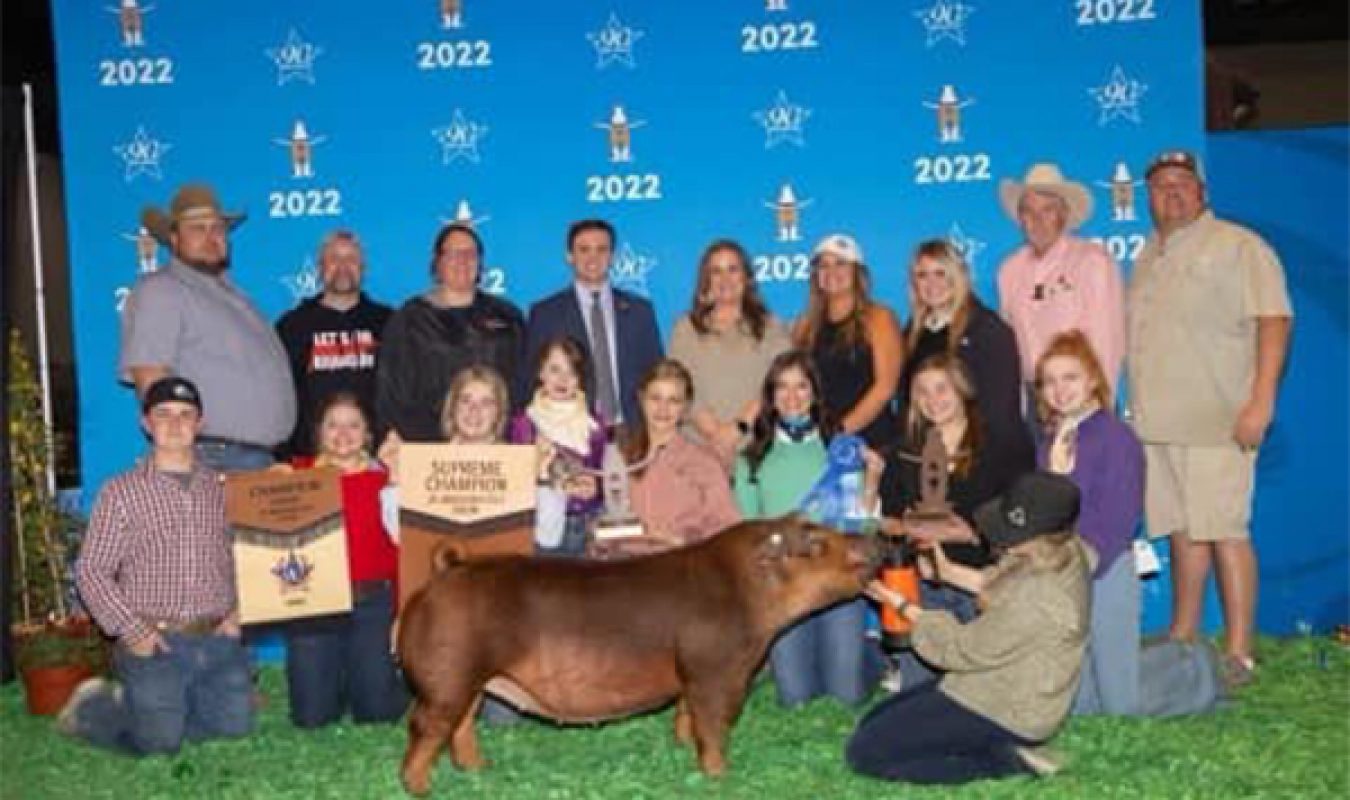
xmin=20 ymin=663 xmax=95 ymax=716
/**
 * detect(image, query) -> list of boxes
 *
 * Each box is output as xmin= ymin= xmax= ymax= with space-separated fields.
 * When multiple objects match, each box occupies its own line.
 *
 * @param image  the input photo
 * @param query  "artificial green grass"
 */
xmin=3 ymin=636 xmax=1347 ymax=799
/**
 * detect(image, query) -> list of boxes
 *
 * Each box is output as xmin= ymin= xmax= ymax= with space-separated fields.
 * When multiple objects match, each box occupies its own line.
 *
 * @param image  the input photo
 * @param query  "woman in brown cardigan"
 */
xmin=848 ymin=471 xmax=1092 ymax=783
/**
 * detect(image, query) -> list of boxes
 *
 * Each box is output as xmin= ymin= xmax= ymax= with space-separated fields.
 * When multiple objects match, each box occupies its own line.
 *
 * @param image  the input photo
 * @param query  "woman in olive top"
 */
xmin=669 ymin=239 xmax=792 ymax=464
xmin=734 ymin=350 xmax=877 ymax=707
xmin=849 ymin=472 xmax=1092 ymax=784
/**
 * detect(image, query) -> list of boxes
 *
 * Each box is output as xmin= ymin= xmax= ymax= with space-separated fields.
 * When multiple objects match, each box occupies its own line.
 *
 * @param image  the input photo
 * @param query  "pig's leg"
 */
xmin=448 ymin=693 xmax=487 ymax=770
xmin=673 ymin=697 xmax=694 ymax=746
xmin=401 ymin=700 xmax=455 ymax=796
xmin=684 ymin=679 xmax=749 ymax=776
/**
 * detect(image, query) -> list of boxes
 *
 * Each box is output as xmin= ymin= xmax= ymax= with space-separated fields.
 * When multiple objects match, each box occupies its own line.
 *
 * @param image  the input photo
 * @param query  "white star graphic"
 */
xmin=280 ymin=257 xmax=323 ymax=301
xmin=753 ymin=90 xmax=812 ymax=149
xmin=266 ymin=28 xmax=322 ymax=85
xmin=946 ymin=223 xmax=985 ymax=266
xmin=113 ymin=126 xmax=171 ymax=181
xmin=1088 ymin=66 xmax=1149 ymax=125
xmin=610 ymin=243 xmax=657 ymax=297
xmin=586 ymin=13 xmax=644 ymax=69
xmin=432 ymin=110 xmax=489 ymax=164
xmin=914 ymin=1 xmax=975 ymax=47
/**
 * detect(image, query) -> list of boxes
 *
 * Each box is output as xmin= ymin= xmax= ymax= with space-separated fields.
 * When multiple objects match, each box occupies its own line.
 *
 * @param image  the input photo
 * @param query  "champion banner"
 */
xmin=51 ymin=0 xmax=1202 ymax=503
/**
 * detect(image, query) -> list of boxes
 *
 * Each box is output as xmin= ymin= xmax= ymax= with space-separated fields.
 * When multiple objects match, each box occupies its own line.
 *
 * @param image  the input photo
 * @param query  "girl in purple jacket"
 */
xmin=1035 ymin=330 xmax=1145 ymax=715
xmin=510 ymin=337 xmax=606 ymax=557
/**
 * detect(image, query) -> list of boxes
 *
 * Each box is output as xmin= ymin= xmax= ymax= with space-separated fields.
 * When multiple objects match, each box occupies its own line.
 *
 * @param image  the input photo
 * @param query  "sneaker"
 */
xmin=55 ymin=677 xmax=118 ymax=737
xmin=1014 ymin=744 xmax=1066 ymax=777
xmin=1222 ymin=654 xmax=1256 ymax=690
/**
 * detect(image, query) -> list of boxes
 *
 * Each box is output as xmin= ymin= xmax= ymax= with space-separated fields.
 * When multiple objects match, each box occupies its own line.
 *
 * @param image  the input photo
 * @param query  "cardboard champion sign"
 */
xmin=397 ymin=443 xmax=537 ymax=607
xmin=225 ymin=468 xmax=352 ymax=624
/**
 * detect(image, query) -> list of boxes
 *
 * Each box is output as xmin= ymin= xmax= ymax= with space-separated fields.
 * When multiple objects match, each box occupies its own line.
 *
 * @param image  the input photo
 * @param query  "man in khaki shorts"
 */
xmin=1127 ymin=150 xmax=1293 ymax=687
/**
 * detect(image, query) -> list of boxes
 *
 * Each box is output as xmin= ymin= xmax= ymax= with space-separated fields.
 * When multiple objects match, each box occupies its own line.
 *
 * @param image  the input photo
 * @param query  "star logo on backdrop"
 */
xmin=610 ymin=243 xmax=656 ymax=297
xmin=587 ymin=12 xmax=644 ymax=69
xmin=915 ymin=1 xmax=975 ymax=47
xmin=1089 ymin=65 xmax=1149 ymax=125
xmin=266 ymin=28 xmax=322 ymax=85
xmin=945 ymin=223 xmax=985 ymax=267
xmin=280 ymin=257 xmax=323 ymax=302
xmin=753 ymin=90 xmax=812 ymax=149
xmin=114 ymin=126 xmax=171 ymax=181
xmin=432 ymin=110 xmax=489 ymax=164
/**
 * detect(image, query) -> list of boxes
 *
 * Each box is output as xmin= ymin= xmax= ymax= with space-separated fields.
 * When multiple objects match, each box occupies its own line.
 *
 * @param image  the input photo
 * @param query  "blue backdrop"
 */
xmin=57 ymin=2 xmax=1349 ymax=636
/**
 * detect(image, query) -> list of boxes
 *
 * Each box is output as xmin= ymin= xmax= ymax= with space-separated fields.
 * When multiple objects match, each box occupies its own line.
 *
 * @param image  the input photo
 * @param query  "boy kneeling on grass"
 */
xmin=60 ymin=377 xmax=253 ymax=754
xmin=849 ymin=471 xmax=1091 ymax=783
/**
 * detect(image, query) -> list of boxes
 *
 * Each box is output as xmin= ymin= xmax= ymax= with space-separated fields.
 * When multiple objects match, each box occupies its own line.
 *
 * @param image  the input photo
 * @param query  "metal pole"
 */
xmin=21 ymin=83 xmax=56 ymax=498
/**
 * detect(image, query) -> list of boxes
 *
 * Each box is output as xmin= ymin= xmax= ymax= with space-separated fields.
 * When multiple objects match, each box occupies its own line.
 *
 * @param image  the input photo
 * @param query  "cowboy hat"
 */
xmin=998 ymin=163 xmax=1093 ymax=230
xmin=141 ymin=183 xmax=245 ymax=246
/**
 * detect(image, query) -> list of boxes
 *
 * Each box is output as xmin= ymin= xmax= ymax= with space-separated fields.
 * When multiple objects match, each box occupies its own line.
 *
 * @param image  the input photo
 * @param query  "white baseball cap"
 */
xmin=812 ymin=233 xmax=864 ymax=265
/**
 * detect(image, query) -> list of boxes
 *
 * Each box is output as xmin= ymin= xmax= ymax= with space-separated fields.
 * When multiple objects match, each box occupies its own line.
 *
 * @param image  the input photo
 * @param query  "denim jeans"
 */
xmin=847 ymin=681 xmax=1033 ymax=784
xmin=770 ymin=598 xmax=870 ymax=707
xmin=193 ymin=440 xmax=275 ymax=473
xmin=536 ymin=514 xmax=590 ymax=559
xmin=284 ymin=583 xmax=408 ymax=727
xmin=891 ymin=583 xmax=978 ymax=690
xmin=70 ymin=633 xmax=253 ymax=755
xmin=1073 ymin=551 xmax=1141 ymax=715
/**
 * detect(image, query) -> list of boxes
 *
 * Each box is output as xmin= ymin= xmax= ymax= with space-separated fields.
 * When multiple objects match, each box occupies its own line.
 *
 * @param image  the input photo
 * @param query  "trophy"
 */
xmin=592 ymin=441 xmax=644 ymax=540
xmin=903 ymin=425 xmax=955 ymax=523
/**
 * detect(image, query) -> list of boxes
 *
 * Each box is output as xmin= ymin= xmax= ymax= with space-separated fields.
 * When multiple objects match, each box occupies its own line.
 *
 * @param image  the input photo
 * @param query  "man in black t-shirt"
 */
xmin=276 ymin=230 xmax=393 ymax=457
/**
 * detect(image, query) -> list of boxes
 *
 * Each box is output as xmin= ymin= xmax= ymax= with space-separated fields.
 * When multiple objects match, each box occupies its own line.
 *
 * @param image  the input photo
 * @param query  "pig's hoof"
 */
xmin=401 ymin=769 xmax=431 ymax=797
xmin=454 ymin=753 xmax=489 ymax=772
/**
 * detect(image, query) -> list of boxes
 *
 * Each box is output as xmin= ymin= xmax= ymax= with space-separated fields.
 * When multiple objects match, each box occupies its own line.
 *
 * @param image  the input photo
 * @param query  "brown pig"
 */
xmin=396 ymin=515 xmax=879 ymax=795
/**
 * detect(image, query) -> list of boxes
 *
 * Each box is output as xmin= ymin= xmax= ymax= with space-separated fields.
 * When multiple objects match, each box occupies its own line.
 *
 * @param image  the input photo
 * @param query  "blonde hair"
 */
xmin=980 ymin=531 xmax=1086 ymax=608
xmin=905 ymin=239 xmax=973 ymax=358
xmin=439 ymin=365 xmax=509 ymax=441
xmin=902 ymin=354 xmax=981 ymax=478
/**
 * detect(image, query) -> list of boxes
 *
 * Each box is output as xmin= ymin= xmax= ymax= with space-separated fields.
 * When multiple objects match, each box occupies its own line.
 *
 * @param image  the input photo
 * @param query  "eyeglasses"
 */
xmin=438 ymin=247 xmax=478 ymax=261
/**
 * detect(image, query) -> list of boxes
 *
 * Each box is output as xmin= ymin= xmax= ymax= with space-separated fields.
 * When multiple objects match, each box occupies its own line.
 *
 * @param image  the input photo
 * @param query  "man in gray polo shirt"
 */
xmin=120 ymin=183 xmax=295 ymax=472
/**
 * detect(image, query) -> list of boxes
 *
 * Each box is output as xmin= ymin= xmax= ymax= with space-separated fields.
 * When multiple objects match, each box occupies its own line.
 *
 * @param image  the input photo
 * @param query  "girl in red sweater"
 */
xmin=285 ymin=392 xmax=407 ymax=728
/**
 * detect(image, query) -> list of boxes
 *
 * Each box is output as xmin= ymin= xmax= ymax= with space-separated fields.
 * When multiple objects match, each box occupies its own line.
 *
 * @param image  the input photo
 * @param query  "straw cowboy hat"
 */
xmin=998 ymin=163 xmax=1094 ymax=230
xmin=141 ymin=183 xmax=245 ymax=246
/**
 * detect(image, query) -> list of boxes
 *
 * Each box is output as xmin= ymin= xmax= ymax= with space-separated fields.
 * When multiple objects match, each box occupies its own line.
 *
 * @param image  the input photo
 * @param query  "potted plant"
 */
xmin=8 ymin=328 xmax=108 ymax=714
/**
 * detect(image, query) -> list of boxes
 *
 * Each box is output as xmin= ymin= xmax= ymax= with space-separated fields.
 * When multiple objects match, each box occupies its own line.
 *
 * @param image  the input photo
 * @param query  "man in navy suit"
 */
xmin=523 ymin=219 xmax=662 ymax=427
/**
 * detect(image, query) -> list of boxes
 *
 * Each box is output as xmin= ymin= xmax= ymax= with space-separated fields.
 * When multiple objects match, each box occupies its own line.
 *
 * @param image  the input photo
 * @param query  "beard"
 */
xmin=179 ymin=253 xmax=230 ymax=275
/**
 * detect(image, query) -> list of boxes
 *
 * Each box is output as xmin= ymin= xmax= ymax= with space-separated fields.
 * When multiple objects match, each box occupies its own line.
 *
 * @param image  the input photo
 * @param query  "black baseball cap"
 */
xmin=142 ymin=376 xmax=203 ymax=415
xmin=974 ymin=472 xmax=1081 ymax=551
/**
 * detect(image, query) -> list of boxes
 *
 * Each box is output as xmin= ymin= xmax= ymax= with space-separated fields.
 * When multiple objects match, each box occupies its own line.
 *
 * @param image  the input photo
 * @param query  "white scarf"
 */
xmin=526 ymin=389 xmax=598 ymax=454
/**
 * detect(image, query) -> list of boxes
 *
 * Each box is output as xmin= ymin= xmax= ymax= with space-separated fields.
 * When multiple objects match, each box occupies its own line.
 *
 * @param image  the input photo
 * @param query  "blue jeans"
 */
xmin=284 ymin=583 xmax=408 ymax=727
xmin=193 ymin=440 xmax=275 ymax=474
xmin=1074 ymin=552 xmax=1141 ymax=715
xmin=70 ymin=633 xmax=253 ymax=755
xmin=770 ymin=598 xmax=870 ymax=707
xmin=536 ymin=514 xmax=590 ymax=559
xmin=847 ymin=681 xmax=1033 ymax=784
xmin=892 ymin=583 xmax=978 ymax=690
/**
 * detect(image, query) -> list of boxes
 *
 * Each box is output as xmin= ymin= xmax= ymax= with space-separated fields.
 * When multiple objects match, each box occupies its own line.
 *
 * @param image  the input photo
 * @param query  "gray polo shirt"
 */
xmin=120 ymin=259 xmax=296 ymax=447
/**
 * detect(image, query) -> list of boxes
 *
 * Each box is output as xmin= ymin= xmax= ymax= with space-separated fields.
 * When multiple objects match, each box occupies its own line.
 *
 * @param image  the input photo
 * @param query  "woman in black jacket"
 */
xmin=897 ymin=239 xmax=1031 ymax=467
xmin=376 ymin=223 xmax=525 ymax=444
